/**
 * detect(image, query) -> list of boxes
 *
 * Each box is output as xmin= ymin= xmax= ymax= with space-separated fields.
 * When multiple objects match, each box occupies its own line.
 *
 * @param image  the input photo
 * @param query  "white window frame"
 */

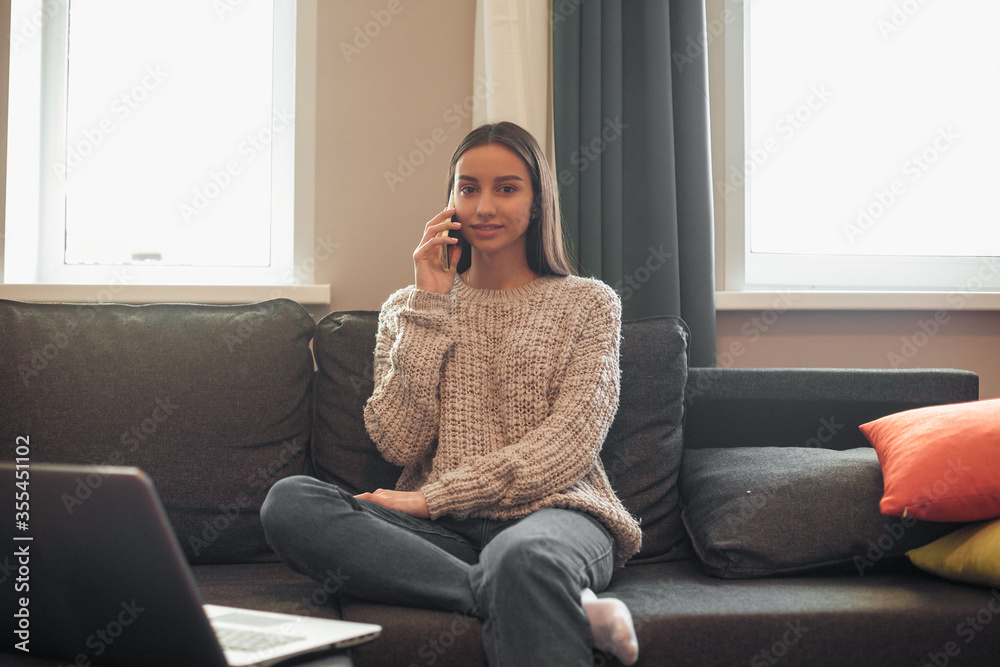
xmin=716 ymin=0 xmax=1000 ymax=310
xmin=1 ymin=0 xmax=327 ymax=304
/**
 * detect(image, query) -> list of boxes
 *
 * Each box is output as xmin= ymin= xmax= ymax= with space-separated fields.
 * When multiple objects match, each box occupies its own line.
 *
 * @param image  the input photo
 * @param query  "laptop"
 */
xmin=0 ymin=462 xmax=380 ymax=666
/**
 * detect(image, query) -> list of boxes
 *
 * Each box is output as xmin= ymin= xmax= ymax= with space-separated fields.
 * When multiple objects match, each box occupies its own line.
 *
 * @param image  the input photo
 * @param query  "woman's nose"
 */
xmin=476 ymin=193 xmax=496 ymax=218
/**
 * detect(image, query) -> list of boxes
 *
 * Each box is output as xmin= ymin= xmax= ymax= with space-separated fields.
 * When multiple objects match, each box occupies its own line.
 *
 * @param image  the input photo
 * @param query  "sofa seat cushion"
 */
xmin=606 ymin=559 xmax=1000 ymax=666
xmin=339 ymin=598 xmax=484 ymax=667
xmin=680 ymin=447 xmax=959 ymax=578
xmin=0 ymin=299 xmax=316 ymax=564
xmin=192 ymin=562 xmax=343 ymax=620
xmin=204 ymin=561 xmax=1000 ymax=667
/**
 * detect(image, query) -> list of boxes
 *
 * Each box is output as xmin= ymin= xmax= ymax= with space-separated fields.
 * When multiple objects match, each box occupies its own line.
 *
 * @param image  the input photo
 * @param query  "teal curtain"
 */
xmin=553 ymin=0 xmax=717 ymax=367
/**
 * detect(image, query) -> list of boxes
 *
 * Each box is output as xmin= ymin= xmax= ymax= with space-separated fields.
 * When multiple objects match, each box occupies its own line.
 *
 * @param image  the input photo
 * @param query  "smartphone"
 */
xmin=440 ymin=190 xmax=459 ymax=270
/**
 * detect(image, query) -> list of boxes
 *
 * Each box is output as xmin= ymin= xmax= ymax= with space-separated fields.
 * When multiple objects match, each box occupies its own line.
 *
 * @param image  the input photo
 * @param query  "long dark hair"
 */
xmin=446 ymin=122 xmax=574 ymax=277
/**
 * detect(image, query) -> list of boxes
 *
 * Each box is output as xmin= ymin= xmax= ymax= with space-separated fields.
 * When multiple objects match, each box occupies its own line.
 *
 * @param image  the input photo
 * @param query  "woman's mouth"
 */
xmin=470 ymin=224 xmax=502 ymax=236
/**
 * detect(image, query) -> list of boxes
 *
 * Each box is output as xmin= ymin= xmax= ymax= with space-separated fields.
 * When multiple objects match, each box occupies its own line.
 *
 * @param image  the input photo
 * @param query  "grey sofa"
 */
xmin=1 ymin=297 xmax=996 ymax=666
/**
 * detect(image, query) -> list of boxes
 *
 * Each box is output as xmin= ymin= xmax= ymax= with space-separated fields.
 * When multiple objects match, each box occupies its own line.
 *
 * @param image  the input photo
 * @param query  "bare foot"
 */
xmin=582 ymin=588 xmax=639 ymax=665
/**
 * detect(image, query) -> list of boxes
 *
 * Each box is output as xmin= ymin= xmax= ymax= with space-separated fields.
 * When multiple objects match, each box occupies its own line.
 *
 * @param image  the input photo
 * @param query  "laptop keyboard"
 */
xmin=214 ymin=626 xmax=306 ymax=652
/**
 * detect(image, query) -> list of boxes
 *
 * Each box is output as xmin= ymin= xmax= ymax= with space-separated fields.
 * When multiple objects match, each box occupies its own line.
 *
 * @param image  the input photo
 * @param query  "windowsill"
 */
xmin=0 ymin=284 xmax=331 ymax=305
xmin=716 ymin=290 xmax=1000 ymax=312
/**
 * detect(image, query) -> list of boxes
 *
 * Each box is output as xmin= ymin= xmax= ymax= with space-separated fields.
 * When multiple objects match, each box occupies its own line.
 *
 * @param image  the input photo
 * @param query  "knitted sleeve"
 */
xmin=363 ymin=287 xmax=454 ymax=466
xmin=421 ymin=285 xmax=622 ymax=518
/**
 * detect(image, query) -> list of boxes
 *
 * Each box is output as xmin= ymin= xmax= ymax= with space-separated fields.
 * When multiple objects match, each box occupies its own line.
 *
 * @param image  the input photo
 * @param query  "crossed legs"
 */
xmin=260 ymin=475 xmax=638 ymax=666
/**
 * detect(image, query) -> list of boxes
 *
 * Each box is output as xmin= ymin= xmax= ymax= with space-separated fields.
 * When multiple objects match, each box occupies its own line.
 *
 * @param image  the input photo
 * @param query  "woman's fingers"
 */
xmin=415 ymin=225 xmax=459 ymax=261
xmin=422 ymin=208 xmax=458 ymax=240
xmin=414 ymin=208 xmax=462 ymax=293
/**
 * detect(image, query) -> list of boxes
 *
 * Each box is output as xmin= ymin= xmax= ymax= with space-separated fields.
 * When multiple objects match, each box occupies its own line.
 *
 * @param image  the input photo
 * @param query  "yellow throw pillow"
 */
xmin=907 ymin=518 xmax=1000 ymax=587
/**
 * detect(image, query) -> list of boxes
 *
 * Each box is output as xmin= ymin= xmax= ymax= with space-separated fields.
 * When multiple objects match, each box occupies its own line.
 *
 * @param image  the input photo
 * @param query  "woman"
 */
xmin=262 ymin=122 xmax=641 ymax=666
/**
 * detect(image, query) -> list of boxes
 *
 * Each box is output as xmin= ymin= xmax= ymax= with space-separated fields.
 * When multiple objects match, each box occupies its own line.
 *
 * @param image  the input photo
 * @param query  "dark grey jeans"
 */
xmin=260 ymin=475 xmax=616 ymax=667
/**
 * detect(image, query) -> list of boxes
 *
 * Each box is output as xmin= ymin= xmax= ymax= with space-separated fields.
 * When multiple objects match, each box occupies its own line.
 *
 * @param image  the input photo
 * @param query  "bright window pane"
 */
xmin=62 ymin=0 xmax=275 ymax=267
xmin=747 ymin=1 xmax=1000 ymax=258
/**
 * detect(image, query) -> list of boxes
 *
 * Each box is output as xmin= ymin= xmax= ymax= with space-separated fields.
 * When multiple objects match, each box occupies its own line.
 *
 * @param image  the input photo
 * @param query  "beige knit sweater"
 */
xmin=363 ymin=273 xmax=642 ymax=567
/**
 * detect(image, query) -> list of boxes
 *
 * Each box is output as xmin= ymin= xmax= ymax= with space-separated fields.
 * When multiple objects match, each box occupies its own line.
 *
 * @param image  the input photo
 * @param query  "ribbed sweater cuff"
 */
xmin=405 ymin=289 xmax=451 ymax=317
xmin=421 ymin=480 xmax=457 ymax=519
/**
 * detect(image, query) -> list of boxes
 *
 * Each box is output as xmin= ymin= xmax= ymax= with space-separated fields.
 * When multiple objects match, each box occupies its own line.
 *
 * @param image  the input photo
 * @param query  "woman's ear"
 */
xmin=530 ymin=199 xmax=543 ymax=223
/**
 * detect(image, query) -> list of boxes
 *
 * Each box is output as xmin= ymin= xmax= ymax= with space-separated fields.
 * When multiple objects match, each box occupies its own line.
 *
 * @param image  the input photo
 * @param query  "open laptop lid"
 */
xmin=1 ymin=461 xmax=231 ymax=666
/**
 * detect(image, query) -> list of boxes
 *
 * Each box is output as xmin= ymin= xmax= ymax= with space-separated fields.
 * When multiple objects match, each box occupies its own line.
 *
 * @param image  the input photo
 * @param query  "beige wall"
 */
xmin=313 ymin=0 xmax=477 ymax=315
xmin=716 ymin=310 xmax=1000 ymax=399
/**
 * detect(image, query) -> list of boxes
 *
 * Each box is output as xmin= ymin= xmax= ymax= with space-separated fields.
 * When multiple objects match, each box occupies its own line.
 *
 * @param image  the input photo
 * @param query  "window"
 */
xmin=4 ymin=0 xmax=315 ymax=290
xmin=723 ymin=0 xmax=1000 ymax=292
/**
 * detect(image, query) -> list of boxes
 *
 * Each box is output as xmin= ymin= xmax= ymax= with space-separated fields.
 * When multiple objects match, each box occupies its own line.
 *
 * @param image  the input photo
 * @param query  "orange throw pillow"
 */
xmin=860 ymin=399 xmax=1000 ymax=522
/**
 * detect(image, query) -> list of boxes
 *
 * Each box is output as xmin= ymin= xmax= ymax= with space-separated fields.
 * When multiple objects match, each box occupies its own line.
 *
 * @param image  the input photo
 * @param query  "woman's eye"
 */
xmin=499 ymin=185 xmax=516 ymax=194
xmin=459 ymin=185 xmax=476 ymax=195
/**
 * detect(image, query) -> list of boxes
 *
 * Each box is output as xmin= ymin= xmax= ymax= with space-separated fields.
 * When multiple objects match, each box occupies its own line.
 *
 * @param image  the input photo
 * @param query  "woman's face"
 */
xmin=453 ymin=143 xmax=535 ymax=265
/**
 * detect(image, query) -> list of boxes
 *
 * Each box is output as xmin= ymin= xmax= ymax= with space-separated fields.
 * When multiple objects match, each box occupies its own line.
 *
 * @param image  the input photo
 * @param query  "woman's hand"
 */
xmin=414 ymin=207 xmax=461 ymax=294
xmin=354 ymin=489 xmax=430 ymax=519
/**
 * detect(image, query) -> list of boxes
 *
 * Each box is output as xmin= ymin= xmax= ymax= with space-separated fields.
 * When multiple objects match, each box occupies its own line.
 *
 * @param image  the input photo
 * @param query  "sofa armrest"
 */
xmin=683 ymin=367 xmax=979 ymax=451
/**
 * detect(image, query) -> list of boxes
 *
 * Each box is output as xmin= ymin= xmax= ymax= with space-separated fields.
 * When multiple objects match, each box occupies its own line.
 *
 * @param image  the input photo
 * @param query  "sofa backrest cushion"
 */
xmin=312 ymin=311 xmax=402 ymax=494
xmin=679 ymin=446 xmax=963 ymax=578
xmin=0 ymin=298 xmax=315 ymax=565
xmin=312 ymin=310 xmax=691 ymax=564
xmin=603 ymin=316 xmax=692 ymax=563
